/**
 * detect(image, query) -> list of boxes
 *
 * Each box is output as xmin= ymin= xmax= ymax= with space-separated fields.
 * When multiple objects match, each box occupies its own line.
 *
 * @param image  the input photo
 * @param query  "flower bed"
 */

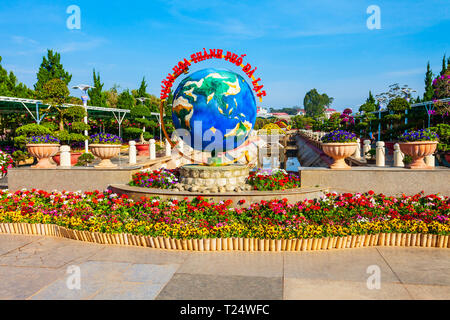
xmin=130 ymin=169 xmax=179 ymax=189
xmin=399 ymin=129 xmax=439 ymax=142
xmin=0 ymin=190 xmax=448 ymax=242
xmin=247 ymin=169 xmax=301 ymax=191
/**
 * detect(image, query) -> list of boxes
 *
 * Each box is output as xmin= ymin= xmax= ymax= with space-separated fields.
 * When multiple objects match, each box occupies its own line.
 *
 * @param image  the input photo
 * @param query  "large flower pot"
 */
xmin=26 ymin=144 xmax=60 ymax=169
xmin=89 ymin=144 xmax=121 ymax=168
xmin=322 ymin=143 xmax=357 ymax=169
xmin=52 ymin=152 xmax=82 ymax=166
xmin=135 ymin=143 xmax=149 ymax=156
xmin=399 ymin=141 xmax=438 ymax=169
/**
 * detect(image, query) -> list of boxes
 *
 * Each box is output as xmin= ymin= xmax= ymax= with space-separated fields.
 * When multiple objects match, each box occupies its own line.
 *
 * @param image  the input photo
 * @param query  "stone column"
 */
xmin=149 ymin=139 xmax=156 ymax=160
xmin=60 ymin=145 xmax=71 ymax=167
xmin=363 ymin=140 xmax=371 ymax=160
xmin=353 ymin=138 xmax=361 ymax=159
xmin=425 ymin=155 xmax=435 ymax=167
xmin=165 ymin=139 xmax=171 ymax=157
xmin=393 ymin=143 xmax=404 ymax=167
xmin=376 ymin=141 xmax=385 ymax=167
xmin=129 ymin=141 xmax=136 ymax=165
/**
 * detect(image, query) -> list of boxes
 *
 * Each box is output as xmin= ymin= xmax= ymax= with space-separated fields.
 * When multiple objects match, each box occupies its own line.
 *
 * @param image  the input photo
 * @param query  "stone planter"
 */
xmin=26 ymin=144 xmax=60 ymax=169
xmin=135 ymin=143 xmax=149 ymax=156
xmin=322 ymin=143 xmax=357 ymax=169
xmin=52 ymin=152 xmax=82 ymax=166
xmin=399 ymin=141 xmax=438 ymax=169
xmin=89 ymin=144 xmax=121 ymax=168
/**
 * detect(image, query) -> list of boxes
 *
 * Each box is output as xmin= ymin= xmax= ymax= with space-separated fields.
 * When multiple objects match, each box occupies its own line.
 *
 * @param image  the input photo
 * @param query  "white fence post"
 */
xmin=425 ymin=155 xmax=435 ymax=167
xmin=376 ymin=141 xmax=385 ymax=167
xmin=149 ymin=139 xmax=156 ymax=160
xmin=363 ymin=140 xmax=371 ymax=160
xmin=353 ymin=138 xmax=361 ymax=159
xmin=393 ymin=143 xmax=404 ymax=167
xmin=165 ymin=139 xmax=171 ymax=157
xmin=129 ymin=141 xmax=136 ymax=165
xmin=60 ymin=145 xmax=71 ymax=167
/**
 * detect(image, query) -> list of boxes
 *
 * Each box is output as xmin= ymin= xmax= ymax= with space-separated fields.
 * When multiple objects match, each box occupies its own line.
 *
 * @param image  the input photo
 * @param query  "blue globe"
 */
xmin=172 ymin=68 xmax=256 ymax=152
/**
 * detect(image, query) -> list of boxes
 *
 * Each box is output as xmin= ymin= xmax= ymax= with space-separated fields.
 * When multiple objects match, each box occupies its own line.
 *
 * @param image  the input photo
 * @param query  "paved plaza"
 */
xmin=0 ymin=234 xmax=449 ymax=300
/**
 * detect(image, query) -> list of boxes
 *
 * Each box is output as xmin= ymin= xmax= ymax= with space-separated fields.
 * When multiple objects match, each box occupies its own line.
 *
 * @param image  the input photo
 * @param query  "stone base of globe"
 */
xmin=175 ymin=164 xmax=252 ymax=193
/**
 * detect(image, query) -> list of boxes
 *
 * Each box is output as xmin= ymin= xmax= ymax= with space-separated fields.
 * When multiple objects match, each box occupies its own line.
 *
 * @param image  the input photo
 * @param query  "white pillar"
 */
xmin=376 ymin=141 xmax=385 ymax=167
xmin=60 ymin=145 xmax=71 ymax=167
xmin=149 ymin=139 xmax=156 ymax=160
xmin=129 ymin=140 xmax=136 ymax=165
xmin=363 ymin=140 xmax=371 ymax=160
xmin=425 ymin=155 xmax=435 ymax=167
xmin=165 ymin=139 xmax=171 ymax=157
xmin=393 ymin=143 xmax=404 ymax=167
xmin=353 ymin=138 xmax=361 ymax=159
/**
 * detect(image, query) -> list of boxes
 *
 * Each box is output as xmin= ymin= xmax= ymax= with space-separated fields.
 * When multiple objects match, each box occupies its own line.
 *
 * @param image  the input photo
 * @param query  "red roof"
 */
xmin=325 ymin=108 xmax=336 ymax=112
xmin=271 ymin=112 xmax=289 ymax=116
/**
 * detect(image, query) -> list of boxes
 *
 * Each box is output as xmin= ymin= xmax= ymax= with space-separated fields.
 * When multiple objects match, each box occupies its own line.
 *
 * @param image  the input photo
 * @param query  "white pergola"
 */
xmin=0 ymin=95 xmax=130 ymax=139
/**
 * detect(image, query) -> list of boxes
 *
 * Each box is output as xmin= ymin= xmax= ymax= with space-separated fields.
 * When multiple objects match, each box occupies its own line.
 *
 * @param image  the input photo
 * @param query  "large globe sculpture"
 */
xmin=172 ymin=68 xmax=257 ymax=153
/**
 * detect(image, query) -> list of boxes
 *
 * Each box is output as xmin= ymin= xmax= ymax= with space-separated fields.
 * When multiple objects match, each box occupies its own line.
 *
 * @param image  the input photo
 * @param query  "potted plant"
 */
xmin=321 ymin=130 xmax=358 ymax=169
xmin=398 ymin=129 xmax=439 ymax=169
xmin=26 ymin=135 xmax=60 ymax=168
xmin=75 ymin=152 xmax=95 ymax=167
xmin=429 ymin=124 xmax=450 ymax=166
xmin=365 ymin=148 xmax=376 ymax=164
xmin=88 ymin=133 xmax=122 ymax=168
xmin=53 ymin=105 xmax=90 ymax=165
xmin=124 ymin=105 xmax=154 ymax=156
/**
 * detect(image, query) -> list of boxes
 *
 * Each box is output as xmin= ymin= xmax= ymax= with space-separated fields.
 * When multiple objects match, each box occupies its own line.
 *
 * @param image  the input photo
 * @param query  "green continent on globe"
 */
xmin=172 ymin=68 xmax=257 ymax=152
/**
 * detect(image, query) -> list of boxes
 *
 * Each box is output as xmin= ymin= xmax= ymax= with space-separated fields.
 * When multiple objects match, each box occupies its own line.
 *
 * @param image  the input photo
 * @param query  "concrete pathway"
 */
xmin=0 ymin=234 xmax=449 ymax=300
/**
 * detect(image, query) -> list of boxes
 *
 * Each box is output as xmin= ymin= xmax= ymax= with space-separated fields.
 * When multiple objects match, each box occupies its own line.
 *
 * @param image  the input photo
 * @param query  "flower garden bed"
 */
xmin=129 ymin=168 xmax=301 ymax=192
xmin=0 ymin=189 xmax=448 ymax=251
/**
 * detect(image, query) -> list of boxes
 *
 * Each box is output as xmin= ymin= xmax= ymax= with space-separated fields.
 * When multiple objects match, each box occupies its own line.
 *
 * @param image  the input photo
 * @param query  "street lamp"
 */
xmin=72 ymin=84 xmax=95 ymax=153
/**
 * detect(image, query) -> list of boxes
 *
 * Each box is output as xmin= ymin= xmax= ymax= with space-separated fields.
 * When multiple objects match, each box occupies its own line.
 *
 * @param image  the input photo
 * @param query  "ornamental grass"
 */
xmin=0 ymin=190 xmax=448 ymax=240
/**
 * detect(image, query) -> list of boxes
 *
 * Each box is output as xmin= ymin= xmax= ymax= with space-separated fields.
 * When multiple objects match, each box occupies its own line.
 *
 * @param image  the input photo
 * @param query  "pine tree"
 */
xmin=423 ymin=62 xmax=434 ymax=102
xmin=0 ymin=56 xmax=34 ymax=98
xmin=117 ymin=89 xmax=135 ymax=109
xmin=88 ymin=69 xmax=107 ymax=107
xmin=35 ymin=49 xmax=72 ymax=95
xmin=440 ymin=54 xmax=447 ymax=76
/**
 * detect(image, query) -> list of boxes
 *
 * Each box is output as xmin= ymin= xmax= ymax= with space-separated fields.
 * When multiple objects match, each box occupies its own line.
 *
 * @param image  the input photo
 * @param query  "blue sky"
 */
xmin=0 ymin=0 xmax=449 ymax=111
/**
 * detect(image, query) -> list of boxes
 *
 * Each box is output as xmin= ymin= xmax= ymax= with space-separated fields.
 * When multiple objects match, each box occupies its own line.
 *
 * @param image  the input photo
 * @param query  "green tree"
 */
xmin=424 ymin=62 xmax=434 ymax=101
xmin=359 ymin=91 xmax=377 ymax=113
xmin=303 ymin=89 xmax=333 ymax=118
xmin=440 ymin=54 xmax=447 ymax=76
xmin=35 ymin=50 xmax=72 ymax=95
xmin=0 ymin=56 xmax=34 ymax=98
xmin=117 ymin=89 xmax=135 ymax=109
xmin=88 ymin=69 xmax=107 ymax=108
xmin=41 ymin=79 xmax=70 ymax=131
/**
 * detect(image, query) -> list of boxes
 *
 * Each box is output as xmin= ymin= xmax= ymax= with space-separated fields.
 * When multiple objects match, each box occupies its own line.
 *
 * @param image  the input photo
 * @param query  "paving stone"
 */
xmin=92 ymin=283 xmax=166 ymax=300
xmin=30 ymin=261 xmax=132 ymax=300
xmin=156 ymin=274 xmax=283 ymax=300
xmin=30 ymin=261 xmax=178 ymax=300
xmin=177 ymin=251 xmax=283 ymax=278
xmin=0 ymin=237 xmax=104 ymax=268
xmin=403 ymin=284 xmax=450 ymax=300
xmin=0 ymin=265 xmax=66 ymax=299
xmin=0 ymin=234 xmax=41 ymax=256
xmin=121 ymin=263 xmax=179 ymax=283
xmin=377 ymin=247 xmax=450 ymax=286
xmin=284 ymin=248 xmax=399 ymax=283
xmin=283 ymin=278 xmax=413 ymax=300
xmin=88 ymin=245 xmax=188 ymax=265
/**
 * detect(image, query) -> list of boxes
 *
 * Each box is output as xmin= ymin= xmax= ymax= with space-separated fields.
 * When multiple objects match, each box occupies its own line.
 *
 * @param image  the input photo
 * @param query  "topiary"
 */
xmin=387 ymin=97 xmax=410 ymax=113
xmin=75 ymin=152 xmax=95 ymax=166
xmin=14 ymin=123 xmax=53 ymax=148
